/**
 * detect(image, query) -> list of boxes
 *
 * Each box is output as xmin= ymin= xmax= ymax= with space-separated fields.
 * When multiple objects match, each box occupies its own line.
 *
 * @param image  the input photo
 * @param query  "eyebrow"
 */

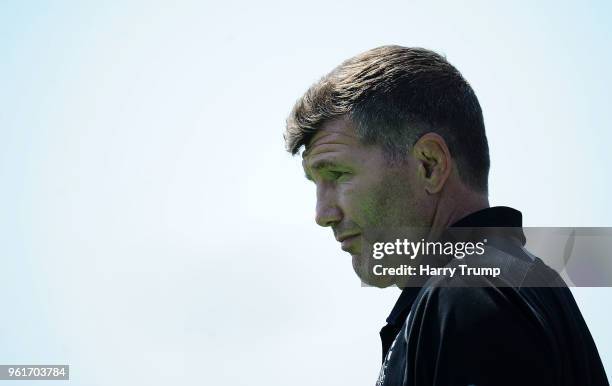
xmin=303 ymin=159 xmax=343 ymax=180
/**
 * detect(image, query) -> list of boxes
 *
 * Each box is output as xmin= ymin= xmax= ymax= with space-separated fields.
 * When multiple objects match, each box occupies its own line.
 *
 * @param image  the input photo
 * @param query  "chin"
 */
xmin=352 ymin=254 xmax=395 ymax=288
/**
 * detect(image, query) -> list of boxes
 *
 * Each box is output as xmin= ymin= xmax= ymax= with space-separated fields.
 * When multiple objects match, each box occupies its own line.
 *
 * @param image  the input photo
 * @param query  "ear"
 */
xmin=412 ymin=133 xmax=452 ymax=194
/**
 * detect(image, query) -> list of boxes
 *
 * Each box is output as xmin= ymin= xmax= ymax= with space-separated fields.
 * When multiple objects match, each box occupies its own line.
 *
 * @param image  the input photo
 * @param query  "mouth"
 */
xmin=338 ymin=234 xmax=361 ymax=252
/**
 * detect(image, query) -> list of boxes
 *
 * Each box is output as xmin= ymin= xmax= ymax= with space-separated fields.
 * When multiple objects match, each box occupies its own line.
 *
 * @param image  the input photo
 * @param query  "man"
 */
xmin=284 ymin=46 xmax=608 ymax=385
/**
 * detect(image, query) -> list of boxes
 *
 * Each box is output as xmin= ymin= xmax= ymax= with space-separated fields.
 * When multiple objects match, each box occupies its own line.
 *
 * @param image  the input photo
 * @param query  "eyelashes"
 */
xmin=306 ymin=169 xmax=353 ymax=183
xmin=328 ymin=170 xmax=352 ymax=181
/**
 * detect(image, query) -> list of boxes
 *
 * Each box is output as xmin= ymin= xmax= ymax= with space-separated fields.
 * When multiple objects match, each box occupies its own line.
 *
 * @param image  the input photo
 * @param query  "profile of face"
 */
xmin=302 ymin=117 xmax=436 ymax=287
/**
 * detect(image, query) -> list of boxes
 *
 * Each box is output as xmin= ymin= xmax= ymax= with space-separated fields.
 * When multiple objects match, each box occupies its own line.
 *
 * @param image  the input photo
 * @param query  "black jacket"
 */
xmin=376 ymin=207 xmax=608 ymax=386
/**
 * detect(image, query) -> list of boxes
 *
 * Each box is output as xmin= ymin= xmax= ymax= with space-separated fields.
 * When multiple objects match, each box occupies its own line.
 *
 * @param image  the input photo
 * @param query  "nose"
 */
xmin=315 ymin=184 xmax=342 ymax=227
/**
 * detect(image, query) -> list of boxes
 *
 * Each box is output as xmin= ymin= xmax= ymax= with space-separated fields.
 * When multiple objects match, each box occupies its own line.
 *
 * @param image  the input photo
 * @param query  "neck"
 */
xmin=427 ymin=188 xmax=489 ymax=240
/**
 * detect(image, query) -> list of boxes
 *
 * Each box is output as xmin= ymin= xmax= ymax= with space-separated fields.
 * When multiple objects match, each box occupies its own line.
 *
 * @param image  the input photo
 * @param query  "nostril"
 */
xmin=315 ymin=206 xmax=342 ymax=228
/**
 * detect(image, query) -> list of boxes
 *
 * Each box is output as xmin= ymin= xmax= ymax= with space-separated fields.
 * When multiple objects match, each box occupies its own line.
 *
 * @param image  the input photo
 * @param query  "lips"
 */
xmin=337 ymin=233 xmax=358 ymax=242
xmin=339 ymin=234 xmax=361 ymax=252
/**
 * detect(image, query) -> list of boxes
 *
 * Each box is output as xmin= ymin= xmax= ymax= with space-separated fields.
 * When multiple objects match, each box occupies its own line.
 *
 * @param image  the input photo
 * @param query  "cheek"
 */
xmin=335 ymin=171 xmax=418 ymax=226
xmin=338 ymin=182 xmax=388 ymax=225
xmin=336 ymin=183 xmax=358 ymax=213
xmin=369 ymin=174 xmax=419 ymax=225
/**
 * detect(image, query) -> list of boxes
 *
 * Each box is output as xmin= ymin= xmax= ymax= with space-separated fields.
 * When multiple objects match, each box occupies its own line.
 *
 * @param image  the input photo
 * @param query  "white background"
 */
xmin=1 ymin=1 xmax=610 ymax=384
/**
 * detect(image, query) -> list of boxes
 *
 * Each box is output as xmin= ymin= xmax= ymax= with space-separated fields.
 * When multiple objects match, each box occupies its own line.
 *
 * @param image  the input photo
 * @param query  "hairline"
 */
xmin=301 ymin=115 xmax=417 ymax=166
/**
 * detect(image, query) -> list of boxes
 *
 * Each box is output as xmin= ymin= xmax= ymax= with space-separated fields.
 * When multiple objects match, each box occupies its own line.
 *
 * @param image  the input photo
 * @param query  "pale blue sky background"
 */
xmin=1 ymin=1 xmax=611 ymax=385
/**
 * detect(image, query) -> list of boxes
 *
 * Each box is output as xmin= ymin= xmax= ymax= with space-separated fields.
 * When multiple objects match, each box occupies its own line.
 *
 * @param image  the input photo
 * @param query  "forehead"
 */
xmin=302 ymin=117 xmax=362 ymax=160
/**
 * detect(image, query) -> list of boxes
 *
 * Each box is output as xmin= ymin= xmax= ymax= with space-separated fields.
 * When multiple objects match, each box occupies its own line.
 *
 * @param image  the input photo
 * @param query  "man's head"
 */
xmin=285 ymin=46 xmax=490 ymax=286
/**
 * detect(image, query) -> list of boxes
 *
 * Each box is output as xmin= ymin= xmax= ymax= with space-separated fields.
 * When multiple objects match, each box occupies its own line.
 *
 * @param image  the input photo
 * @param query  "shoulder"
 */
xmin=402 ymin=278 xmax=557 ymax=383
xmin=410 ymin=275 xmax=550 ymax=336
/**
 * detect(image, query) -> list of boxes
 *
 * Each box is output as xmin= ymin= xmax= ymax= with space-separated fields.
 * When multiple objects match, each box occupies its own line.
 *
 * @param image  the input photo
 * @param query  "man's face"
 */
xmin=302 ymin=118 xmax=431 ymax=287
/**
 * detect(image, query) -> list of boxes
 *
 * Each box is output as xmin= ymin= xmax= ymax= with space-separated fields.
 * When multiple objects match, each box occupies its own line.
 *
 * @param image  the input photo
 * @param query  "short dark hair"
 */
xmin=284 ymin=45 xmax=490 ymax=192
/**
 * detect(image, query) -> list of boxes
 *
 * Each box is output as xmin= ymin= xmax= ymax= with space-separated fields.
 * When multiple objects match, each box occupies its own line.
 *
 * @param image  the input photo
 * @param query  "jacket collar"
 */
xmin=384 ymin=206 xmax=524 ymax=327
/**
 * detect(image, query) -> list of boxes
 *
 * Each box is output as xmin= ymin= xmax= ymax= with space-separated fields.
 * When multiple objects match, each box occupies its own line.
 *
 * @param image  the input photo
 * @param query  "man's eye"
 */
xmin=329 ymin=170 xmax=351 ymax=181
